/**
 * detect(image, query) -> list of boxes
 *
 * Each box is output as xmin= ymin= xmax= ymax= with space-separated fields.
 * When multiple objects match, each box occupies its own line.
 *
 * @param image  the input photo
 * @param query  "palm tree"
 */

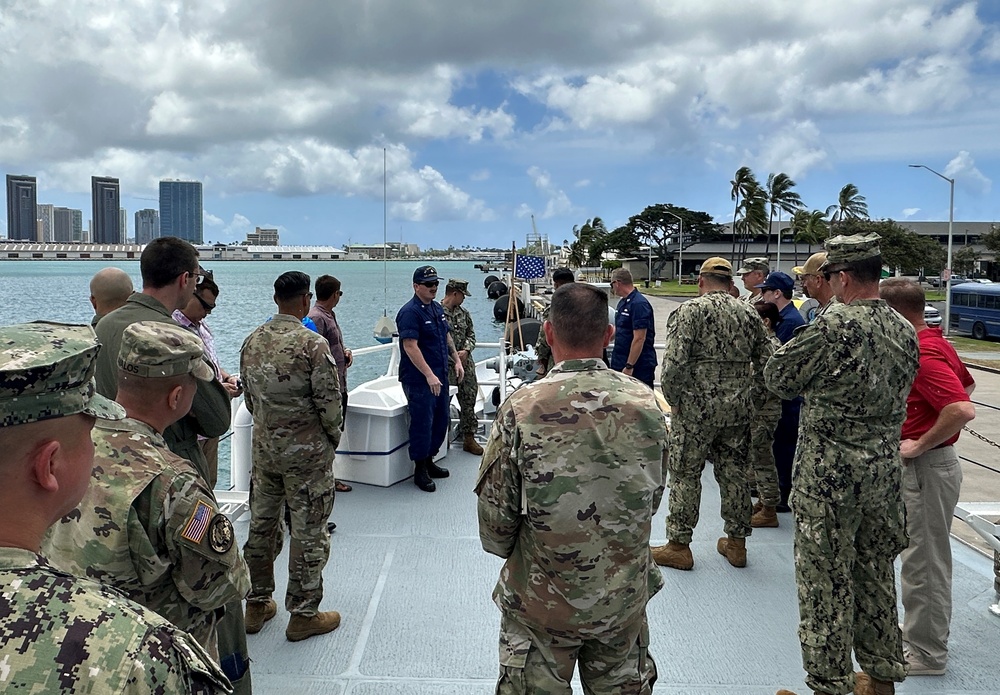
xmin=737 ymin=183 xmax=768 ymax=259
xmin=730 ymin=167 xmax=757 ymax=262
xmin=790 ymin=209 xmax=830 ymax=265
xmin=764 ymin=173 xmax=804 ymax=257
xmin=826 ymin=183 xmax=869 ymax=226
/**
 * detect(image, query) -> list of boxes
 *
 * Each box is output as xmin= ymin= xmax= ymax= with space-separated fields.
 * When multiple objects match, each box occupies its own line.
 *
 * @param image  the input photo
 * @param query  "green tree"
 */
xmin=826 ymin=183 xmax=869 ymax=226
xmin=789 ymin=209 xmax=830 ymax=265
xmin=835 ymin=219 xmax=944 ymax=274
xmin=981 ymin=224 xmax=1000 ymax=257
xmin=764 ymin=173 xmax=804 ymax=256
xmin=730 ymin=166 xmax=758 ymax=261
xmin=953 ymin=245 xmax=980 ymax=276
xmin=591 ymin=224 xmax=641 ymax=259
xmin=628 ymin=204 xmax=722 ymax=277
xmin=736 ymin=182 xmax=768 ymax=259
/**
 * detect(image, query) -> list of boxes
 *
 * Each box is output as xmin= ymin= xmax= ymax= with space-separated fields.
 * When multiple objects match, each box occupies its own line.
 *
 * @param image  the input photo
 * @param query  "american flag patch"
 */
xmin=181 ymin=500 xmax=213 ymax=544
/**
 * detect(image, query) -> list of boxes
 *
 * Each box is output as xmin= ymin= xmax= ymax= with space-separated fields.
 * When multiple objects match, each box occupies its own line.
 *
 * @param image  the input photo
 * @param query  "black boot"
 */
xmin=413 ymin=460 xmax=436 ymax=492
xmin=776 ymin=486 xmax=792 ymax=513
xmin=425 ymin=456 xmax=450 ymax=479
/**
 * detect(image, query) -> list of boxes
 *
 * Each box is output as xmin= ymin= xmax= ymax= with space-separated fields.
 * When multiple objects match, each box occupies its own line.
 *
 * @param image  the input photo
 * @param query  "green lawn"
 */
xmin=641 ymin=282 xmax=701 ymax=297
xmin=948 ymin=335 xmax=1000 ymax=353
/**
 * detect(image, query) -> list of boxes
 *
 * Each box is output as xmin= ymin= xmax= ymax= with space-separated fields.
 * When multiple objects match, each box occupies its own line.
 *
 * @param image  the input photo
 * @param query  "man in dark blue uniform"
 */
xmin=396 ymin=266 xmax=465 ymax=492
xmin=609 ymin=268 xmax=657 ymax=388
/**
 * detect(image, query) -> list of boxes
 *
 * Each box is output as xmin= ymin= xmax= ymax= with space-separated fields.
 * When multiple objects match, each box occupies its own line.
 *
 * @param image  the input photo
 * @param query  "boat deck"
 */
xmin=235 ymin=443 xmax=1000 ymax=694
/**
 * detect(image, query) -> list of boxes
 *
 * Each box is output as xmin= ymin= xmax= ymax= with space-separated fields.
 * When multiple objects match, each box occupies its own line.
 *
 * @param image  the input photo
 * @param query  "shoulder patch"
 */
xmin=208 ymin=514 xmax=235 ymax=554
xmin=181 ymin=500 xmax=214 ymax=544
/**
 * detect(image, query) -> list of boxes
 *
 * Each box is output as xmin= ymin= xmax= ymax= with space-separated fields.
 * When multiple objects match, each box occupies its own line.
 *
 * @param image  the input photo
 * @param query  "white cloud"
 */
xmin=222 ymin=213 xmax=253 ymax=240
xmin=204 ymin=212 xmax=224 ymax=227
xmin=944 ymin=150 xmax=992 ymax=195
xmin=521 ymin=166 xmax=576 ymax=220
xmin=470 ymin=169 xmax=491 ymax=182
xmin=755 ymin=121 xmax=829 ymax=179
xmin=574 ymin=179 xmax=591 ymax=188
xmin=901 ymin=207 xmax=920 ymax=218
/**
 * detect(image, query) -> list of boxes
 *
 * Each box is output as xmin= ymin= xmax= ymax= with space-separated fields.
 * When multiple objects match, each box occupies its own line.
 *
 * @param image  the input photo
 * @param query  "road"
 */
xmin=643 ymin=293 xmax=1000 ymax=557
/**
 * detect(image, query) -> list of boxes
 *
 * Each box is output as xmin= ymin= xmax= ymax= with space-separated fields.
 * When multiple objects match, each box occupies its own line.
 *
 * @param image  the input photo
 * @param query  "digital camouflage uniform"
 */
xmin=240 ymin=313 xmax=342 ymax=616
xmin=443 ymin=298 xmax=479 ymax=436
xmin=660 ymin=290 xmax=772 ymax=544
xmin=750 ymin=334 xmax=783 ymax=507
xmin=477 ymin=358 xmax=669 ymax=694
xmin=533 ymin=305 xmax=554 ymax=373
xmin=0 ymin=549 xmax=232 ymax=694
xmin=764 ymin=235 xmax=919 ymax=695
xmin=42 ymin=416 xmax=251 ymax=657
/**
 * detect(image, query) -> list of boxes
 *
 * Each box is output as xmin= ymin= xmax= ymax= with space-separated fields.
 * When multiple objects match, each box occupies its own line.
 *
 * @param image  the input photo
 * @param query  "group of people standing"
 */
xmin=475 ymin=233 xmax=973 ymax=695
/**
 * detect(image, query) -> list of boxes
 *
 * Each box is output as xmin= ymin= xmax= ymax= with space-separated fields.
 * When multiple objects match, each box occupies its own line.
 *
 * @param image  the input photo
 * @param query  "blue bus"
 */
xmin=950 ymin=283 xmax=1000 ymax=339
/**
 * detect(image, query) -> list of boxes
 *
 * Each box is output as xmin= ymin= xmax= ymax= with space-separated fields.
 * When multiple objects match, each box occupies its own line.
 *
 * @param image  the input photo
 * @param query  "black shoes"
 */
xmin=414 ymin=460 xmax=436 ymax=492
xmin=425 ymin=458 xmax=450 ymax=479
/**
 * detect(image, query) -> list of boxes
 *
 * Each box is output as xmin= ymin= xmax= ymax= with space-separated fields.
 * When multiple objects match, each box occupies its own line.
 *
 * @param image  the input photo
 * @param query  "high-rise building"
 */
xmin=120 ymin=208 xmax=128 ymax=241
xmin=159 ymin=180 xmax=203 ymax=243
xmin=53 ymin=207 xmax=75 ymax=242
xmin=91 ymin=176 xmax=121 ymax=243
xmin=135 ymin=208 xmax=160 ymax=245
xmin=71 ymin=209 xmax=83 ymax=241
xmin=36 ymin=204 xmax=54 ymax=242
xmin=6 ymin=175 xmax=37 ymax=240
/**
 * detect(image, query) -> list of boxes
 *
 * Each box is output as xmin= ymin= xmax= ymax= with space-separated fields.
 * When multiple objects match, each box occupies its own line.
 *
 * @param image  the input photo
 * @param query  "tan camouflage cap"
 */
xmin=736 ymin=257 xmax=770 ymax=275
xmin=118 ymin=322 xmax=214 ymax=381
xmin=793 ymin=252 xmax=828 ymax=276
xmin=446 ymin=278 xmax=472 ymax=296
xmin=0 ymin=322 xmax=125 ymax=427
xmin=699 ymin=256 xmax=733 ymax=277
xmin=822 ymin=233 xmax=881 ymax=268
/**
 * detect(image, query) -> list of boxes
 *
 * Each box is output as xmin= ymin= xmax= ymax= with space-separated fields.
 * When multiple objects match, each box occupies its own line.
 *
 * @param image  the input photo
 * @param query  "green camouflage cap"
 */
xmin=822 ymin=233 xmax=881 ymax=267
xmin=118 ymin=322 xmax=214 ymax=381
xmin=0 ymin=322 xmax=125 ymax=427
xmin=736 ymin=257 xmax=770 ymax=275
xmin=446 ymin=278 xmax=472 ymax=296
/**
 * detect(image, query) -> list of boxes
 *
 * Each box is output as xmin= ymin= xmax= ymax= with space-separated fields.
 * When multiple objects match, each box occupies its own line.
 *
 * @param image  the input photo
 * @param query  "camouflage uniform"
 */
xmin=42 ymin=322 xmax=250 ymax=662
xmin=240 ymin=313 xmax=342 ymax=616
xmin=750 ymin=334 xmax=783 ymax=507
xmin=477 ymin=358 xmax=668 ymax=694
xmin=0 ymin=549 xmax=232 ymax=694
xmin=0 ymin=321 xmax=230 ymax=694
xmin=533 ymin=307 xmax=554 ymax=373
xmin=443 ymin=294 xmax=479 ymax=436
xmin=764 ymin=234 xmax=919 ymax=694
xmin=660 ymin=290 xmax=772 ymax=544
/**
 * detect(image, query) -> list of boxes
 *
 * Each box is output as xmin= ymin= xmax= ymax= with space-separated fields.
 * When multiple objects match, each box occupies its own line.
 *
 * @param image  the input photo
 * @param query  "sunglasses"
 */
xmin=195 ymin=293 xmax=215 ymax=313
xmin=421 ymin=281 xmax=439 ymax=288
xmin=337 ymin=290 xmax=344 ymax=296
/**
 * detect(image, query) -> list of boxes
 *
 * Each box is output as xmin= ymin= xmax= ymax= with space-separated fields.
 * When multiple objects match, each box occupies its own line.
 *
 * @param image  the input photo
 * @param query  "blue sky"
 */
xmin=3 ymin=1 xmax=1000 ymax=249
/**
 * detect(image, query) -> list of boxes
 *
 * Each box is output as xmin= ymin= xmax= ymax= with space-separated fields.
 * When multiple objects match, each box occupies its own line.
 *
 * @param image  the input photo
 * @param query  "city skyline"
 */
xmin=2 ymin=3 xmax=1000 ymax=249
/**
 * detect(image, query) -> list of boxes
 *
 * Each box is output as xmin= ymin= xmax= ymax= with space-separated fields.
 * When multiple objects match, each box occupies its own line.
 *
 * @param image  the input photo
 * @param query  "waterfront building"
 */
xmin=71 ymin=209 xmax=83 ymax=241
xmin=246 ymin=226 xmax=278 ymax=245
xmin=53 ymin=207 xmax=75 ymax=242
xmin=135 ymin=208 xmax=160 ymax=245
xmin=120 ymin=207 xmax=128 ymax=241
xmin=5 ymin=174 xmax=37 ymax=240
xmin=159 ymin=179 xmax=203 ymax=243
xmin=36 ymin=204 xmax=54 ymax=243
xmin=91 ymin=176 xmax=121 ymax=243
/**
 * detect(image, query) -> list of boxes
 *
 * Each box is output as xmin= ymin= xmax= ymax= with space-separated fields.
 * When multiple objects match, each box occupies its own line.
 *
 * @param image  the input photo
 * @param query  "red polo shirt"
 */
xmin=901 ymin=327 xmax=975 ymax=446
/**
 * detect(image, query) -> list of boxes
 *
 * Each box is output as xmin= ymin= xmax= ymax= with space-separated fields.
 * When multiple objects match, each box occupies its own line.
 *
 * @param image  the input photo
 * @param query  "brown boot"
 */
xmin=463 ymin=433 xmax=484 ymax=456
xmin=854 ymin=672 xmax=894 ymax=695
xmin=285 ymin=611 xmax=342 ymax=642
xmin=751 ymin=505 xmax=779 ymax=528
xmin=650 ymin=541 xmax=693 ymax=570
xmin=245 ymin=598 xmax=277 ymax=634
xmin=717 ymin=536 xmax=747 ymax=567
xmin=752 ymin=500 xmax=764 ymax=514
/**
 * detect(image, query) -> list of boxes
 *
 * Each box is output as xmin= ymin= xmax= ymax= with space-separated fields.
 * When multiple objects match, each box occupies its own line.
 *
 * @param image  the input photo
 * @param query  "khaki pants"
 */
xmin=495 ymin=612 xmax=656 ymax=695
xmin=900 ymin=445 xmax=962 ymax=669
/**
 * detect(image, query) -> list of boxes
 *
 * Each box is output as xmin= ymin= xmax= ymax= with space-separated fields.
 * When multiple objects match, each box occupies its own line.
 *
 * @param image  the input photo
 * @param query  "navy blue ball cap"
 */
xmin=754 ymin=271 xmax=795 ymax=292
xmin=413 ymin=266 xmax=440 ymax=284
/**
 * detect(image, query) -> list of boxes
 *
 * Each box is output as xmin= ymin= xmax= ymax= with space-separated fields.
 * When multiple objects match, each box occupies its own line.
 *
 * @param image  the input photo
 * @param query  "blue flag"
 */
xmin=515 ymin=254 xmax=545 ymax=279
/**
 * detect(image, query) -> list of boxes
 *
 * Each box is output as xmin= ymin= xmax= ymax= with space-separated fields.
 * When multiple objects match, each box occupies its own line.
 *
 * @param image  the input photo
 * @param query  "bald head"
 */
xmin=90 ymin=268 xmax=133 ymax=317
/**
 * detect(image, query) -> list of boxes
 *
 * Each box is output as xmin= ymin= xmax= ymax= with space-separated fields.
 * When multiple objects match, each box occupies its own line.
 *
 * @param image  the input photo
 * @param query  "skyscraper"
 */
xmin=71 ymin=209 xmax=83 ymax=241
xmin=53 ymin=207 xmax=74 ymax=242
xmin=91 ymin=177 xmax=121 ymax=243
xmin=135 ymin=208 xmax=160 ymax=245
xmin=6 ymin=175 xmax=37 ymax=240
xmin=36 ymin=204 xmax=54 ymax=242
xmin=159 ymin=180 xmax=203 ymax=243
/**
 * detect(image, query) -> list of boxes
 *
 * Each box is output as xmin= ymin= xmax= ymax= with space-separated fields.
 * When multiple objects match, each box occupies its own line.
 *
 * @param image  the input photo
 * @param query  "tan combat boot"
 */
xmin=717 ymin=536 xmax=747 ymax=567
xmin=650 ymin=541 xmax=694 ymax=570
xmin=751 ymin=505 xmax=779 ymax=528
xmin=854 ymin=672 xmax=894 ymax=695
xmin=245 ymin=598 xmax=277 ymax=634
xmin=285 ymin=611 xmax=342 ymax=642
xmin=463 ymin=433 xmax=484 ymax=456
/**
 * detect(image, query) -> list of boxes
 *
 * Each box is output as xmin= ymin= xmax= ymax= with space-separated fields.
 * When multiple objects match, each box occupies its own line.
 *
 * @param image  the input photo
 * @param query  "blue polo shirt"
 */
xmin=776 ymin=301 xmax=806 ymax=344
xmin=396 ymin=295 xmax=450 ymax=384
xmin=611 ymin=289 xmax=657 ymax=370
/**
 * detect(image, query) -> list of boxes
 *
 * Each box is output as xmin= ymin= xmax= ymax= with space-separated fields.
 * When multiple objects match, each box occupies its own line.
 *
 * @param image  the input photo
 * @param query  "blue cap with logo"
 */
xmin=413 ymin=266 xmax=440 ymax=284
xmin=755 ymin=271 xmax=795 ymax=293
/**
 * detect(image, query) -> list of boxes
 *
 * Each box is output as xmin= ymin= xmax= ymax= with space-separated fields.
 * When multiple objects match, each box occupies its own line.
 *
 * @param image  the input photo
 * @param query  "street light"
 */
xmin=909 ymin=164 xmax=955 ymax=336
xmin=663 ymin=211 xmax=684 ymax=284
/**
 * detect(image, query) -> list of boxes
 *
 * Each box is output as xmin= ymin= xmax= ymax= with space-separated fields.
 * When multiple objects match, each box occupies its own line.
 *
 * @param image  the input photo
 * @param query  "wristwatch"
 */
xmin=624 ymin=362 xmax=634 ymax=369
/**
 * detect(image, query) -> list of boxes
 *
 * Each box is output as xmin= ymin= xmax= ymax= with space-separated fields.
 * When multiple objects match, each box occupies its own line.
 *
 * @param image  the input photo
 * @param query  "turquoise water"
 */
xmin=0 ymin=260 xmax=509 ymax=487
xmin=0 ymin=259 xmax=506 ymax=388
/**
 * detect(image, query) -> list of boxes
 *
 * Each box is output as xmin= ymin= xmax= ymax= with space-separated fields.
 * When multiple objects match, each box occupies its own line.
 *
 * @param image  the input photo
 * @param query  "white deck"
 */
xmin=234 ymin=442 xmax=1000 ymax=694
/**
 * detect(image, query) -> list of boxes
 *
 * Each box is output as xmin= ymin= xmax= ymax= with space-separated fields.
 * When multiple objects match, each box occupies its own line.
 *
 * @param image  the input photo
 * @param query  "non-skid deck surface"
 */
xmin=238 ymin=449 xmax=1000 ymax=694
